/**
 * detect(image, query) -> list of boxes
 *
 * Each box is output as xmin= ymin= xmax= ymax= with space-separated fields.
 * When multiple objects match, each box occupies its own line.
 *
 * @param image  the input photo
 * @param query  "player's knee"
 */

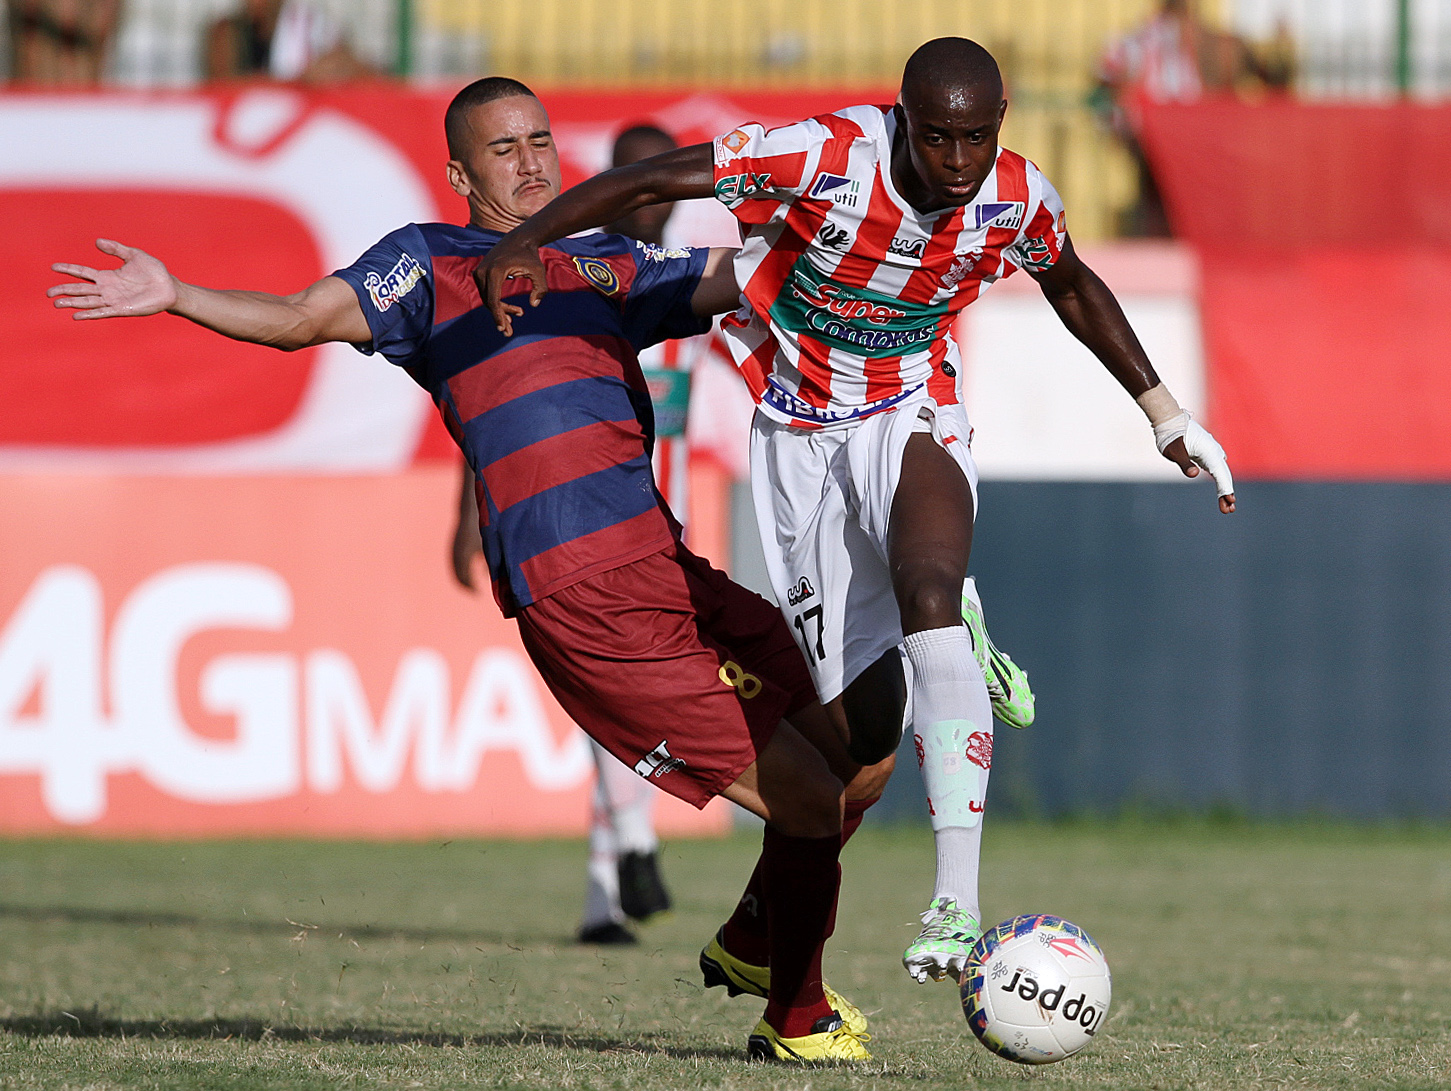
xmin=841 ymin=650 xmax=906 ymax=765
xmin=895 ymin=565 xmax=962 ymax=632
xmin=775 ymin=764 xmax=844 ymax=840
xmin=847 ymin=753 xmax=895 ymax=801
xmin=845 ymin=719 xmax=901 ymax=765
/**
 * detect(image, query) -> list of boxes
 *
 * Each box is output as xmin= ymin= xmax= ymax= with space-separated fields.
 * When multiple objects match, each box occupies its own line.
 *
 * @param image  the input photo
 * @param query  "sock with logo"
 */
xmin=903 ymin=625 xmax=993 ymax=921
xmin=721 ymin=794 xmax=878 ymax=963
xmin=760 ymin=826 xmax=840 ymax=1038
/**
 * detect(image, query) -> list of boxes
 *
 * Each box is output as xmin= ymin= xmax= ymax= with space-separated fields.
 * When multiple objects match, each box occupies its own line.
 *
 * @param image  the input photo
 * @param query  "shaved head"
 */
xmin=890 ymin=38 xmax=1007 ymax=212
xmin=900 ymin=37 xmax=1003 ymax=112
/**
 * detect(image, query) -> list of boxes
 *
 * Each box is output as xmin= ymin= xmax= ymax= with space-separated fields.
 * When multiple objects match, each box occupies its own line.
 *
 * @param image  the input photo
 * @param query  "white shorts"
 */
xmin=749 ymin=392 xmax=979 ymax=703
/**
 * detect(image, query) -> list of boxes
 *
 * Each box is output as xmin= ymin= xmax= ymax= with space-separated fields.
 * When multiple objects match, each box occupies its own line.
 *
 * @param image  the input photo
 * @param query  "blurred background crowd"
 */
xmin=5 ymin=0 xmax=1449 ymax=237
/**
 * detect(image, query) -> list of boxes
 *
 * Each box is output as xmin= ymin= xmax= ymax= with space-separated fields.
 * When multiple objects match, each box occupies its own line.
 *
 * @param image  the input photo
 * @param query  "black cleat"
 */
xmin=618 ymin=851 xmax=672 ymax=921
xmin=577 ymin=921 xmax=637 ymax=946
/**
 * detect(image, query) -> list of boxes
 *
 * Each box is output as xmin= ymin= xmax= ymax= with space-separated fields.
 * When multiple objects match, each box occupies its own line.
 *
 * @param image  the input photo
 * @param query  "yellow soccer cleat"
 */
xmin=699 ymin=929 xmax=869 ymax=1036
xmin=747 ymin=1011 xmax=872 ymax=1064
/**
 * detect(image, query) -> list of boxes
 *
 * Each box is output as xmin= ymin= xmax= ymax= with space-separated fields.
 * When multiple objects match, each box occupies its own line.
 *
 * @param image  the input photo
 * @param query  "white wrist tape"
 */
xmin=1135 ymin=384 xmax=1188 ymax=453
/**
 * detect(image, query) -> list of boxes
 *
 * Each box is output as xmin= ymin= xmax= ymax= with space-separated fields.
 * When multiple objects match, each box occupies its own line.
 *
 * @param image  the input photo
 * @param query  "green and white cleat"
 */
xmin=962 ymin=577 xmax=1035 ymax=728
xmin=902 ymin=896 xmax=982 ymax=984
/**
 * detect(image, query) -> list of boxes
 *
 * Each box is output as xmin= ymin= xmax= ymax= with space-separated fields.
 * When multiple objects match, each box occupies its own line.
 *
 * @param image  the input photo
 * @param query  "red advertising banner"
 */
xmin=1 ymin=85 xmax=875 ymax=473
xmin=0 ymin=469 xmax=731 ymax=837
xmin=1138 ymin=99 xmax=1451 ymax=480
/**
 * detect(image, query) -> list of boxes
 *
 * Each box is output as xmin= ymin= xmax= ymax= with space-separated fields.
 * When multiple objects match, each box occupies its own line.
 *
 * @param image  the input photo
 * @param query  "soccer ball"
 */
xmin=959 ymin=914 xmax=1111 ymax=1064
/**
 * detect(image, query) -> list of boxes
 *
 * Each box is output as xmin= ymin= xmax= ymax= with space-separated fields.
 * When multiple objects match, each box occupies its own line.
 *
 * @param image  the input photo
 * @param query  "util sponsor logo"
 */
xmin=785 ymin=576 xmax=815 ymax=606
xmin=0 ymin=565 xmax=591 ymax=825
xmin=999 ymin=970 xmax=1105 ymax=1034
xmin=789 ymin=280 xmax=905 ymax=326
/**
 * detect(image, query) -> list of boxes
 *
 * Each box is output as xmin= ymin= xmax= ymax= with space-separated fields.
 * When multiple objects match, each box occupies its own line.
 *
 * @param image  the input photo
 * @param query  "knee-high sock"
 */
xmin=591 ymin=738 xmax=659 ymax=855
xmin=722 ymin=795 xmax=878 ymax=963
xmin=761 ymin=827 xmax=840 ymax=1037
xmin=581 ymin=777 xmax=623 ymax=929
xmin=903 ymin=625 xmax=992 ymax=923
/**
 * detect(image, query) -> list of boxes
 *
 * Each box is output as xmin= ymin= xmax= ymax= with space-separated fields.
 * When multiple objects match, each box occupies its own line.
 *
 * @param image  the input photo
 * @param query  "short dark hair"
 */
xmin=445 ymin=76 xmax=537 ymax=158
xmin=900 ymin=37 xmax=1003 ymax=105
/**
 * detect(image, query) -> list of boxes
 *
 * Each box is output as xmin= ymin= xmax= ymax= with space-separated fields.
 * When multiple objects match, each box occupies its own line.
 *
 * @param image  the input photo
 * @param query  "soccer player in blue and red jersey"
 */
xmin=47 ymin=77 xmax=883 ymax=1064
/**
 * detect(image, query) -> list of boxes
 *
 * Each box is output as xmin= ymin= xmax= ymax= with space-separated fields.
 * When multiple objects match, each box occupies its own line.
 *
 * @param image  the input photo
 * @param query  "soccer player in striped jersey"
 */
xmin=49 ymin=77 xmax=886 ymax=1063
xmin=451 ymin=124 xmax=690 ymax=947
xmin=479 ymin=38 xmax=1237 ymax=987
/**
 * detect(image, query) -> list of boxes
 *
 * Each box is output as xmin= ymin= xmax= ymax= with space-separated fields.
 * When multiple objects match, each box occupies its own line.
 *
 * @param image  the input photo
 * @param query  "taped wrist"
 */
xmin=1135 ymin=383 xmax=1190 ymax=453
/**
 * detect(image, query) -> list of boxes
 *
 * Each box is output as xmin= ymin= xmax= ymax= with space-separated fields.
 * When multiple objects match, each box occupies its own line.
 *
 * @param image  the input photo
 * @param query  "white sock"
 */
xmin=902 ymin=625 xmax=993 ymax=922
xmin=593 ymin=738 xmax=659 ymax=855
xmin=581 ymin=777 xmax=623 ymax=929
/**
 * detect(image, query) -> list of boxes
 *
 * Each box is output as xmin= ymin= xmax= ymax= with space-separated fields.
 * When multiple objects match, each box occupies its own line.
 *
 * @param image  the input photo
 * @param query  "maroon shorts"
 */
xmin=515 ymin=542 xmax=817 ymax=808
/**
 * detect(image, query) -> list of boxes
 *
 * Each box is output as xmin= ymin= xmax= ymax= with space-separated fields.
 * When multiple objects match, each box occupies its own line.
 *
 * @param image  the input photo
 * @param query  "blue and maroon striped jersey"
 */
xmin=334 ymin=223 xmax=710 ymax=616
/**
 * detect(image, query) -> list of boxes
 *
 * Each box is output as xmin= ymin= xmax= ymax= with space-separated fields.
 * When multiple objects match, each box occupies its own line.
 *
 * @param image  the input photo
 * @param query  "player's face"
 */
xmin=896 ymin=90 xmax=1007 ymax=211
xmin=449 ymin=96 xmax=562 ymax=231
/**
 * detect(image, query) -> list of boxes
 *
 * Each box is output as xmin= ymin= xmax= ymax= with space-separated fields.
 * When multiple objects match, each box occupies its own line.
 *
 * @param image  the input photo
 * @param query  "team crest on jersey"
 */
xmin=714 ymin=128 xmax=751 ymax=165
xmin=573 ymin=256 xmax=621 ymax=296
xmin=973 ymin=201 xmax=1026 ymax=230
xmin=809 ymin=171 xmax=860 ymax=207
xmin=941 ymin=247 xmax=985 ymax=289
xmin=888 ymin=236 xmax=926 ymax=260
xmin=364 ymin=252 xmax=426 ymax=312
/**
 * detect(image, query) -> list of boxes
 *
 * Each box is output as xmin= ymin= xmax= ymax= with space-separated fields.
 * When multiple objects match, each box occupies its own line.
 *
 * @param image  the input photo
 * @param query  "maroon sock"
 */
xmin=723 ymin=795 xmax=880 ymax=962
xmin=760 ymin=827 xmax=841 ymax=1038
xmin=823 ymin=794 xmax=877 ymax=940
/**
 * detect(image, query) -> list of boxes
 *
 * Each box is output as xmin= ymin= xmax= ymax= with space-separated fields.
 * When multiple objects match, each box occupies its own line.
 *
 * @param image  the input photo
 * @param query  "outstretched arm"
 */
xmin=48 ymin=238 xmax=371 ymax=350
xmin=1030 ymin=236 xmax=1236 ymax=513
xmin=475 ymin=144 xmax=716 ymax=334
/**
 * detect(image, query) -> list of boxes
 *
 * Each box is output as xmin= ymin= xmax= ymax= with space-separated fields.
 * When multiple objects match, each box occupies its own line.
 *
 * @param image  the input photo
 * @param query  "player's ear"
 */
xmin=446 ymin=159 xmax=471 ymax=199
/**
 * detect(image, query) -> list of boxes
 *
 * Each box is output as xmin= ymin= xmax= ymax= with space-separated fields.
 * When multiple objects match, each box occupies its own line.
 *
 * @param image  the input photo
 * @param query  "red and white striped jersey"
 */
xmin=712 ymin=104 xmax=1067 ymax=429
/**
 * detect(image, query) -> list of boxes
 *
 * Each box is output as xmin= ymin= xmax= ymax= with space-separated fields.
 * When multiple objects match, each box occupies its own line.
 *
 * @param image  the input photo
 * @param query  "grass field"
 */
xmin=0 ymin=822 xmax=1447 ymax=1090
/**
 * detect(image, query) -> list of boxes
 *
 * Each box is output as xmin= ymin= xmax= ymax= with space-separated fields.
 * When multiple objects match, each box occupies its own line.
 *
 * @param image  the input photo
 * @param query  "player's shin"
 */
xmin=902 ymin=625 xmax=993 ymax=982
xmin=720 ymin=793 xmax=878 ymax=963
xmin=760 ymin=825 xmax=841 ymax=1037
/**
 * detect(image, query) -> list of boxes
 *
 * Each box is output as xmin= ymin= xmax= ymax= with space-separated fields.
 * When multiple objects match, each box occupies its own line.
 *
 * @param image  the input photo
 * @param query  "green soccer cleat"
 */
xmin=747 ymin=1011 xmax=872 ymax=1064
xmin=902 ymin=896 xmax=982 ymax=984
xmin=700 ymin=929 xmax=869 ymax=1037
xmin=962 ymin=577 xmax=1035 ymax=728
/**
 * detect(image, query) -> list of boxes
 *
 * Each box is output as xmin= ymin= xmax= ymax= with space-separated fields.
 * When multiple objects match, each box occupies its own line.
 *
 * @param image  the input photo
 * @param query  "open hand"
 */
xmin=48 ymin=239 xmax=177 ymax=320
xmin=1162 ymin=423 xmax=1236 ymax=514
xmin=473 ymin=235 xmax=548 ymax=337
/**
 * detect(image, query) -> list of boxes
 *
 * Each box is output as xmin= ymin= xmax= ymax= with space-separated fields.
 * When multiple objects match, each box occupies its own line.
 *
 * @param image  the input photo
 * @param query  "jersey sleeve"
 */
xmin=330 ymin=223 xmax=435 ymax=367
xmin=620 ymin=241 xmax=712 ymax=350
xmin=711 ymin=119 xmax=820 ymax=225
xmin=1003 ymin=164 xmax=1068 ymax=276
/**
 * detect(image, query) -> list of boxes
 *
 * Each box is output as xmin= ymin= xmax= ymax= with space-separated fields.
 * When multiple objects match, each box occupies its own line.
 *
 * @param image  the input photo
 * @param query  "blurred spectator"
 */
xmin=205 ymin=0 xmax=374 ymax=82
xmin=1096 ymin=0 xmax=1285 ymax=235
xmin=7 ymin=0 xmax=120 ymax=85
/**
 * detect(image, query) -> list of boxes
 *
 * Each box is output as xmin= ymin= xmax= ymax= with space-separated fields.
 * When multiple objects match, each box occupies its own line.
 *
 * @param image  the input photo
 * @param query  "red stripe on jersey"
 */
xmin=952 ymin=152 xmax=1033 ymax=310
xmin=925 ymin=312 xmax=959 ymax=405
xmin=518 ymin=508 xmax=672 ymax=605
xmin=481 ymin=418 xmax=646 ymax=512
xmin=830 ymin=168 xmax=905 ymax=290
xmin=864 ymin=355 xmax=904 ymax=402
xmin=432 ymin=254 xmax=482 ymax=325
xmin=901 ymin=206 xmax=967 ymax=305
xmin=814 ymin=110 xmax=866 ymax=144
xmin=447 ymin=334 xmax=637 ymax=423
xmin=793 ymin=332 xmax=837 ymax=408
xmin=739 ymin=128 xmax=857 ymax=404
xmin=723 ymin=312 xmax=772 ymax=400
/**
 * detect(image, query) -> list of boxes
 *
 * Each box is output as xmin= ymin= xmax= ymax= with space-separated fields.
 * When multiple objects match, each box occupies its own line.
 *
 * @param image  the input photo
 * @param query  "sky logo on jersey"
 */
xmin=363 ymin=252 xmax=426 ymax=313
xmin=572 ymin=255 xmax=621 ymax=296
xmin=973 ymin=201 xmax=1026 ymax=230
xmin=809 ymin=171 xmax=861 ymax=207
